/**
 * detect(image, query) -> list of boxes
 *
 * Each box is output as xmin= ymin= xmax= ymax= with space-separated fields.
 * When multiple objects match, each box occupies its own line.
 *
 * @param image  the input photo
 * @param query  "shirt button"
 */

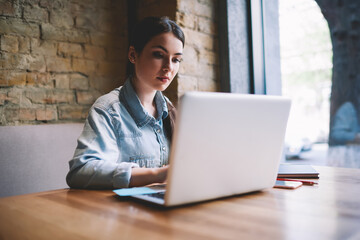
xmin=162 ymin=146 xmax=166 ymax=151
xmin=156 ymin=129 xmax=161 ymax=133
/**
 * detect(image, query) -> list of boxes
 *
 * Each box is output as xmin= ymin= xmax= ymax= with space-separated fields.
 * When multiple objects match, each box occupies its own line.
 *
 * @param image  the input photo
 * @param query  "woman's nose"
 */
xmin=162 ymin=59 xmax=173 ymax=72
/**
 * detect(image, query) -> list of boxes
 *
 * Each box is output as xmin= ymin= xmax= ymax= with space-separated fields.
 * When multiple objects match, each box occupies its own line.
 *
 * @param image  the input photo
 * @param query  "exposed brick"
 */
xmin=27 ymin=55 xmax=47 ymax=72
xmin=0 ymin=18 xmax=40 ymax=38
xmin=183 ymin=28 xmax=215 ymax=50
xmin=198 ymin=77 xmax=218 ymax=92
xmin=25 ymin=89 xmax=47 ymax=104
xmin=8 ymin=72 xmax=27 ymax=86
xmin=200 ymin=63 xmax=217 ymax=79
xmin=106 ymin=47 xmax=126 ymax=61
xmin=198 ymin=16 xmax=216 ymax=35
xmin=97 ymin=61 xmax=122 ymax=77
xmin=0 ymin=0 xmax=17 ymax=16
xmin=31 ymin=38 xmax=57 ymax=56
xmin=46 ymin=56 xmax=71 ymax=72
xmin=196 ymin=1 xmax=216 ymax=18
xmin=24 ymin=0 xmax=40 ymax=5
xmin=26 ymin=72 xmax=36 ymax=85
xmin=4 ymin=107 xmax=20 ymax=121
xmin=23 ymin=4 xmax=48 ymax=22
xmin=177 ymin=74 xmax=198 ymax=93
xmin=41 ymin=23 xmax=67 ymax=41
xmin=58 ymin=105 xmax=88 ymax=120
xmin=177 ymin=0 xmax=195 ymax=14
xmin=36 ymin=72 xmax=52 ymax=87
xmin=36 ymin=106 xmax=57 ymax=121
xmin=89 ymin=75 xmax=123 ymax=93
xmin=179 ymin=46 xmax=199 ymax=76
xmin=18 ymin=36 xmax=31 ymax=54
xmin=176 ymin=12 xmax=197 ymax=30
xmin=7 ymin=88 xmax=23 ymax=105
xmin=45 ymin=90 xmax=75 ymax=104
xmin=25 ymin=89 xmax=75 ymax=104
xmin=19 ymin=108 xmax=36 ymax=120
xmin=2 ymin=53 xmax=45 ymax=72
xmin=90 ymin=32 xmax=125 ymax=48
xmin=5 ymin=107 xmax=20 ymax=121
xmin=53 ymin=74 xmax=70 ymax=89
xmin=2 ymin=53 xmax=21 ymax=69
xmin=84 ymin=45 xmax=106 ymax=60
xmin=0 ymin=70 xmax=8 ymax=86
xmin=76 ymin=90 xmax=99 ymax=104
xmin=97 ymin=0 xmax=126 ymax=10
xmin=75 ymin=16 xmax=96 ymax=30
xmin=50 ymin=10 xmax=74 ymax=28
xmin=26 ymin=72 xmax=52 ymax=87
xmin=97 ymin=10 xmax=120 ymax=34
xmin=66 ymin=29 xmax=89 ymax=43
xmin=1 ymin=35 xmax=19 ymax=53
xmin=58 ymin=42 xmax=83 ymax=58
xmin=39 ymin=0 xmax=63 ymax=10
xmin=199 ymin=49 xmax=218 ymax=65
xmin=72 ymin=59 xmax=97 ymax=74
xmin=70 ymin=74 xmax=88 ymax=90
xmin=178 ymin=0 xmax=214 ymax=19
xmin=0 ymin=92 xmax=9 ymax=105
xmin=90 ymin=32 xmax=107 ymax=47
xmin=0 ymin=0 xmax=133 ymax=125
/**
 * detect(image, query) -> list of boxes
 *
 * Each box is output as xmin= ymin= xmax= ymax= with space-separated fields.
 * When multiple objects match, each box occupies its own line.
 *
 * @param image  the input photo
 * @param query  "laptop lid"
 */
xmin=133 ymin=92 xmax=291 ymax=207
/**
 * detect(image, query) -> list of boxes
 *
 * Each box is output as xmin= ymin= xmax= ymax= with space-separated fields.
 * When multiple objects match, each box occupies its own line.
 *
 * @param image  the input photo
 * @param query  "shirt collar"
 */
xmin=119 ymin=78 xmax=168 ymax=128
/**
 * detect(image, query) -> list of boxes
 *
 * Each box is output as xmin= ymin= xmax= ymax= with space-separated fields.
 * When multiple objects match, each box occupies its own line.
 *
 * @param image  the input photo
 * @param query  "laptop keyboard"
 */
xmin=147 ymin=191 xmax=165 ymax=199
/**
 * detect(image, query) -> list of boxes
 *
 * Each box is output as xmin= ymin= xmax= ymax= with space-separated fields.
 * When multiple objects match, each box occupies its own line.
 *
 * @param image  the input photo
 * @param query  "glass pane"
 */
xmin=279 ymin=0 xmax=332 ymax=166
xmin=279 ymin=0 xmax=360 ymax=168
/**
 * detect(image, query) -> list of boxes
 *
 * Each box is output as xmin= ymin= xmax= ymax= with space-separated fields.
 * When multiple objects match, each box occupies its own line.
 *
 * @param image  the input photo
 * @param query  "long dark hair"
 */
xmin=127 ymin=16 xmax=183 ymax=142
xmin=126 ymin=16 xmax=185 ymax=76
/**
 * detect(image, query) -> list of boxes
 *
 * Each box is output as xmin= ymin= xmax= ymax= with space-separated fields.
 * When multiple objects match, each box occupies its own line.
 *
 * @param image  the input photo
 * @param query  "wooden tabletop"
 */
xmin=1 ymin=166 xmax=360 ymax=240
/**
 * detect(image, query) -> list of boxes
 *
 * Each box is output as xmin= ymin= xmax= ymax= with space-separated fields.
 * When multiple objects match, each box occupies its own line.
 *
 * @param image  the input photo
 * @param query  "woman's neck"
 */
xmin=131 ymin=76 xmax=158 ymax=118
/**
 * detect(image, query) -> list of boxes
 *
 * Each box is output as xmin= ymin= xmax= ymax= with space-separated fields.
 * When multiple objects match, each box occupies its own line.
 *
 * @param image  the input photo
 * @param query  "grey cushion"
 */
xmin=0 ymin=123 xmax=83 ymax=197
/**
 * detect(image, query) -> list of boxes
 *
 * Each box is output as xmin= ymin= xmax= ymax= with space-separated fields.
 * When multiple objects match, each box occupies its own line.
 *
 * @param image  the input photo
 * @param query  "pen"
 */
xmin=276 ymin=178 xmax=318 ymax=186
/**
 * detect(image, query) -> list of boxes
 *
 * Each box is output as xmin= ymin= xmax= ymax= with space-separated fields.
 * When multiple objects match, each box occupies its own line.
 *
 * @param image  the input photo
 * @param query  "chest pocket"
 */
xmin=129 ymin=155 xmax=158 ymax=168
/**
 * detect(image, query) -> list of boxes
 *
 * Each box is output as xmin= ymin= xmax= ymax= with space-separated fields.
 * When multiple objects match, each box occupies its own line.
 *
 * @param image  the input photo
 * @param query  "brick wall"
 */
xmin=0 ymin=0 xmax=220 ymax=125
xmin=176 ymin=0 xmax=220 ymax=97
xmin=0 ymin=0 xmax=128 ymax=125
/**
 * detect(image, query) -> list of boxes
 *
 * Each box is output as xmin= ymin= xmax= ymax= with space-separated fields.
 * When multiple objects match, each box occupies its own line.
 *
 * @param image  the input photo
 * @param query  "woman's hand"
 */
xmin=129 ymin=166 xmax=168 ymax=187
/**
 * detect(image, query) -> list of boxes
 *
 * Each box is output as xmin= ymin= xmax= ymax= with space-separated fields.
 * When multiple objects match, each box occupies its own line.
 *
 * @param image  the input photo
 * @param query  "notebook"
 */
xmin=114 ymin=91 xmax=291 ymax=207
xmin=277 ymin=164 xmax=319 ymax=178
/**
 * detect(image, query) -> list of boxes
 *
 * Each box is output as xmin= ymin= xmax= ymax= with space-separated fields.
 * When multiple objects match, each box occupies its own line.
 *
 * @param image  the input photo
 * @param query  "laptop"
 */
xmin=125 ymin=92 xmax=291 ymax=207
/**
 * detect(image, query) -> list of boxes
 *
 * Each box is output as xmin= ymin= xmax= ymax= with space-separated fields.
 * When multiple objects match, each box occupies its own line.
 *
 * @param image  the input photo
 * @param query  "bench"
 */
xmin=0 ymin=123 xmax=83 ymax=197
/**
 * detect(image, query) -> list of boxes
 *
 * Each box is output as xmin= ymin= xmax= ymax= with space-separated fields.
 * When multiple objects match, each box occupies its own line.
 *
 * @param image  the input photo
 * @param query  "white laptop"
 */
xmin=128 ymin=91 xmax=291 ymax=207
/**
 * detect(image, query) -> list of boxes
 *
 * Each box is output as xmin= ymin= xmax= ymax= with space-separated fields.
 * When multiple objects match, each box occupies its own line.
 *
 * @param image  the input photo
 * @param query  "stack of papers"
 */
xmin=277 ymin=164 xmax=319 ymax=178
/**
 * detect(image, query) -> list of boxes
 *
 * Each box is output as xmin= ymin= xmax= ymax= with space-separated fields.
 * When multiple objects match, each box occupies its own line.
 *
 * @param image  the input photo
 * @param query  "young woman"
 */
xmin=66 ymin=16 xmax=185 ymax=189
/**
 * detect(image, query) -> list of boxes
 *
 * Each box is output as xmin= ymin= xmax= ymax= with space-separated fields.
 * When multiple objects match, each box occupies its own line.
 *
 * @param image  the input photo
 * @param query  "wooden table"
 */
xmin=1 ymin=166 xmax=360 ymax=240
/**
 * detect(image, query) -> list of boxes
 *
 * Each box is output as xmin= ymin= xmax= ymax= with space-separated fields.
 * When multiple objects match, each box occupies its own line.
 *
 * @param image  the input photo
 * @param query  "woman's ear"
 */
xmin=128 ymin=46 xmax=136 ymax=63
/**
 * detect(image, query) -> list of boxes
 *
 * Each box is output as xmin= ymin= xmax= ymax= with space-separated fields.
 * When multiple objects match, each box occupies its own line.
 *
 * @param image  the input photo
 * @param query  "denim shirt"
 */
xmin=66 ymin=79 xmax=170 ymax=189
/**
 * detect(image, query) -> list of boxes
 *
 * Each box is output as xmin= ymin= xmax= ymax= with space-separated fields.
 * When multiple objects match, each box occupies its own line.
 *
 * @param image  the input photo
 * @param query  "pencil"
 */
xmin=276 ymin=178 xmax=318 ymax=186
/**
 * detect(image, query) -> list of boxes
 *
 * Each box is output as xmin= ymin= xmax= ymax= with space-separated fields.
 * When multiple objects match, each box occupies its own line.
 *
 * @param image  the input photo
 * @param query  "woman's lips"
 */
xmin=157 ymin=76 xmax=170 ymax=82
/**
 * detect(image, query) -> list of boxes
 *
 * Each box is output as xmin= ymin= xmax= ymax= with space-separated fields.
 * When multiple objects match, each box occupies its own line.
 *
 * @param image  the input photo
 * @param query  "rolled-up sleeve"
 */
xmin=66 ymin=105 xmax=138 ymax=189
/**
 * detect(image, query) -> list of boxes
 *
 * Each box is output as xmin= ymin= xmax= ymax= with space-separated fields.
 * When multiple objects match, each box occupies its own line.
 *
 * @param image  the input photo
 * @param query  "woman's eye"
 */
xmin=173 ymin=58 xmax=182 ymax=63
xmin=153 ymin=52 xmax=163 ymax=58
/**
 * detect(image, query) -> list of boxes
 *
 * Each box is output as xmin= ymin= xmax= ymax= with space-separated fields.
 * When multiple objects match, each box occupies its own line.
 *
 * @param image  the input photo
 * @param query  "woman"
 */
xmin=66 ymin=16 xmax=185 ymax=189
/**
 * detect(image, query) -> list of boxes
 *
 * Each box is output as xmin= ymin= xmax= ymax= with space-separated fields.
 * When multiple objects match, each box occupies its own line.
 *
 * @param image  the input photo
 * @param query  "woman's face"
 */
xmin=130 ymin=32 xmax=183 ymax=93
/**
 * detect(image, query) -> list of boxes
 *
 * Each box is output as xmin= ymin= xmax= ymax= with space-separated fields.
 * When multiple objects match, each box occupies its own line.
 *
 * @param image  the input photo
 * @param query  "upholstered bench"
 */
xmin=0 ymin=123 xmax=83 ymax=197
